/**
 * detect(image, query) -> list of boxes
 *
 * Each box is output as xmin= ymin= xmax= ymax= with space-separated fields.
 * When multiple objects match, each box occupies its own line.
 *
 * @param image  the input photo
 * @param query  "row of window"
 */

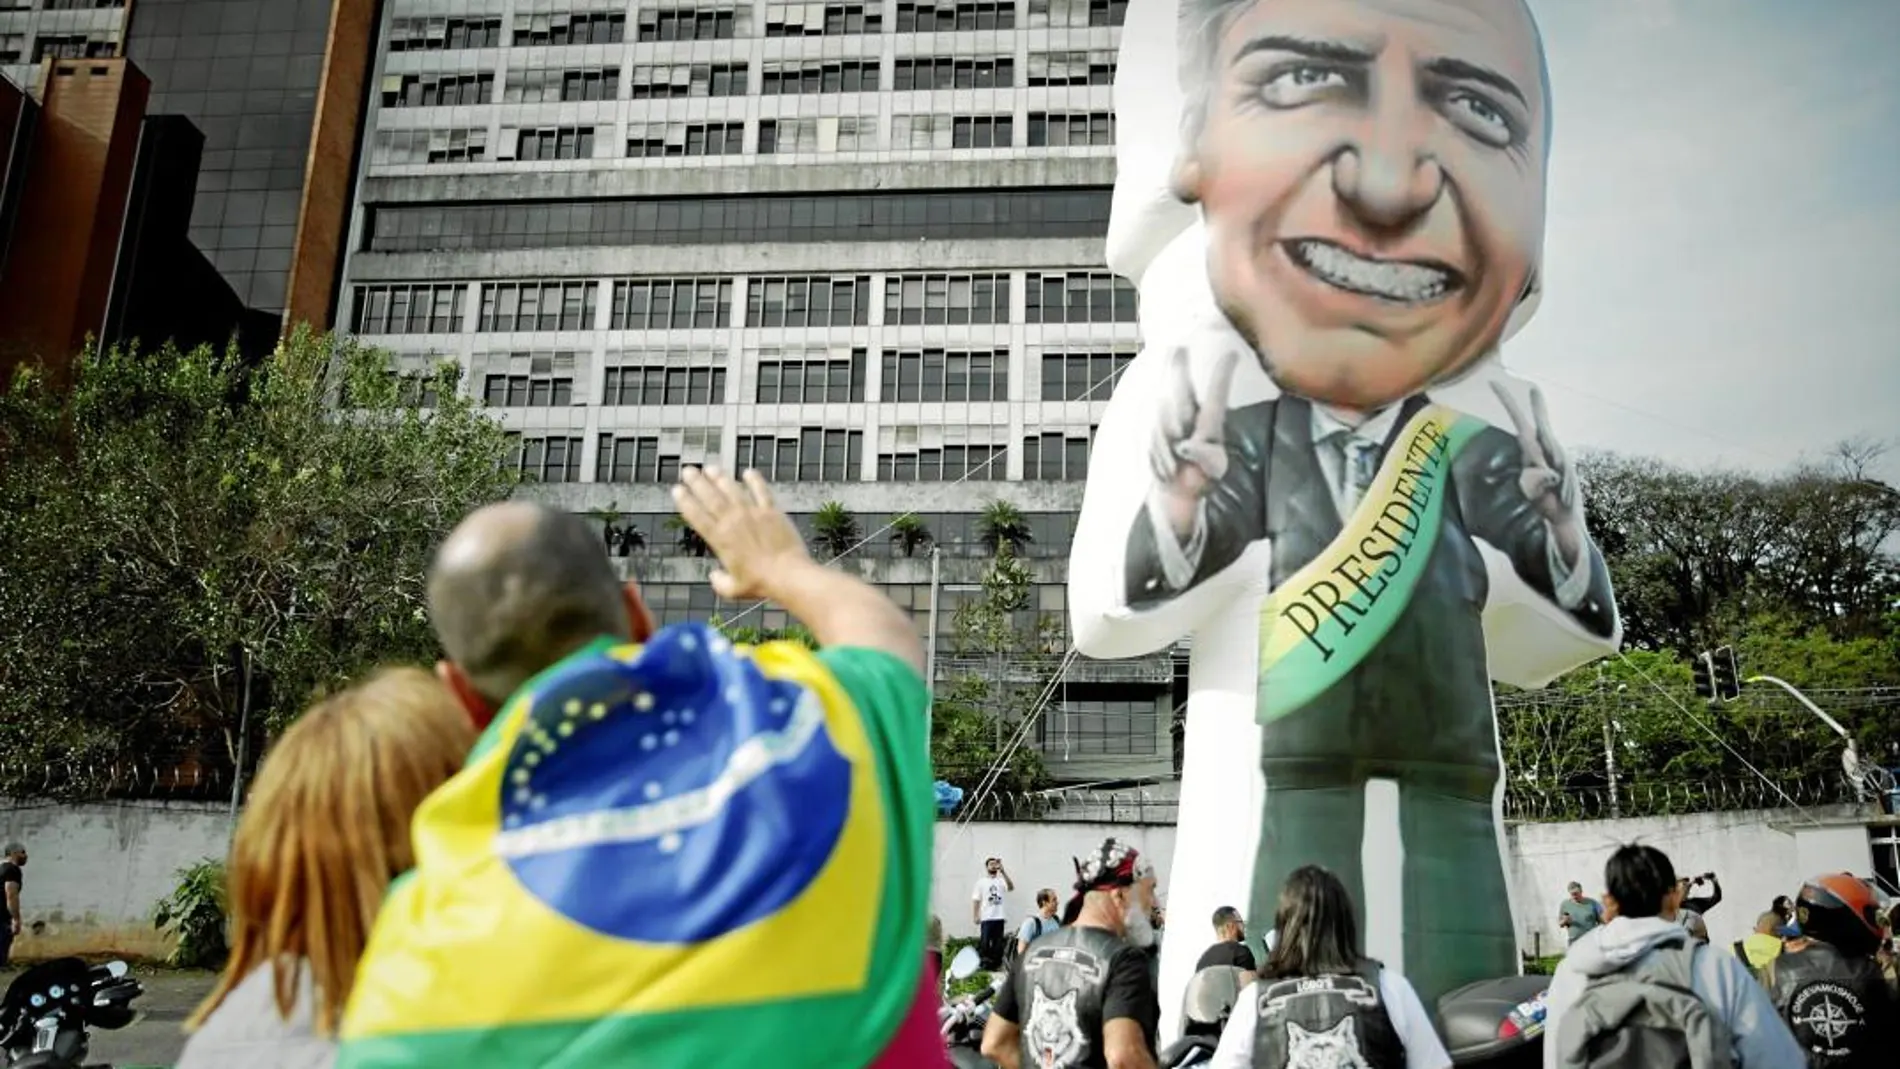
xmin=349 ymin=273 xmax=1137 ymax=334
xmin=504 ymin=427 xmax=1099 ymax=483
xmin=362 ymin=188 xmax=1111 ymax=252
xmin=460 ymin=349 xmax=1128 ymax=407
xmin=2 ymin=33 xmax=114 ymax=62
xmin=382 ymin=0 xmax=1125 ymax=51
xmin=368 ymin=111 xmax=1113 ymax=166
xmin=374 ymin=51 xmax=1115 ymax=108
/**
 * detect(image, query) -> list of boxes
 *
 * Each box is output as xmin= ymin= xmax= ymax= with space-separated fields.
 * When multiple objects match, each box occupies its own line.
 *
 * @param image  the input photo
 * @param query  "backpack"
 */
xmin=1552 ymin=940 xmax=1734 ymax=1069
xmin=1005 ymin=916 xmax=1053 ymax=969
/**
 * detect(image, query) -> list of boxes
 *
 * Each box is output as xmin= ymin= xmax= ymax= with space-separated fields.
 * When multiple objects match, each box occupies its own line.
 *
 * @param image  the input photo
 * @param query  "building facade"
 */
xmin=336 ymin=0 xmax=1181 ymax=781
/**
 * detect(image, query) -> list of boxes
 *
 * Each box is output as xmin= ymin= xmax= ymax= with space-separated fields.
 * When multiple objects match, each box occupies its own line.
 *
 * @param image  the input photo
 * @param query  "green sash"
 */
xmin=1255 ymin=404 xmax=1488 ymax=723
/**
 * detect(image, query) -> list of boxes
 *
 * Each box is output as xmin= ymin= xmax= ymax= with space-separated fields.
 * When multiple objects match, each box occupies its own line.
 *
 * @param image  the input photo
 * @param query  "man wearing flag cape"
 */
xmin=1068 ymin=0 xmax=1622 ymax=1039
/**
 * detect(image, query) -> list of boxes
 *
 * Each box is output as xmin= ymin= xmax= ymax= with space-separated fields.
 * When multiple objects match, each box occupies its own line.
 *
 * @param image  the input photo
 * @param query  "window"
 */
xmin=1026 ymin=51 xmax=1116 ymax=86
xmin=604 ymin=428 xmax=719 ymax=484
xmin=372 ymin=128 xmax=490 ymax=165
xmin=761 ymin=60 xmax=879 ymax=94
xmin=394 ymin=372 xmax=441 ymax=408
xmin=880 ymin=349 xmax=1009 ymax=402
xmin=515 ymin=126 xmax=597 ymax=161
xmin=32 ymin=35 xmax=113 ymax=60
xmin=364 ymin=189 xmax=1113 ymax=252
xmin=484 ymin=374 xmax=576 ymax=407
xmin=1024 ymin=271 xmax=1138 ymax=324
xmin=1026 ymin=0 xmax=1127 ymax=27
xmin=894 ymin=0 xmax=1014 ymax=31
xmin=511 ymin=11 xmax=625 ymax=45
xmin=380 ymin=73 xmax=495 ymax=108
xmin=388 ymin=17 xmax=503 ymax=51
xmin=757 ymin=117 xmax=872 ymax=154
xmin=350 ymin=284 xmax=467 ymax=335
xmin=1022 ymin=429 xmax=1096 ymax=480
xmin=504 ymin=434 xmax=585 ymax=483
xmin=626 ymin=122 xmax=745 ymax=158
xmin=1052 ymin=698 xmax=1158 ymax=755
xmin=505 ymin=67 xmax=621 ymax=103
xmin=637 ymin=6 xmax=749 ymax=41
xmin=745 ymin=276 xmax=872 ymax=328
xmin=611 ymin=279 xmax=733 ymax=330
xmin=1028 ymin=112 xmax=1117 ymax=147
xmin=755 ymin=350 xmax=867 ymax=403
xmin=628 ymin=63 xmax=746 ymax=98
xmin=734 ymin=429 xmax=863 ymax=482
xmin=763 ymin=0 xmax=880 ymax=35
xmin=1040 ymin=351 xmax=1133 ymax=401
xmin=602 ymin=361 xmax=728 ymax=405
xmin=892 ymin=56 xmax=1013 ymax=90
xmin=884 ymin=273 xmax=1011 ymax=326
xmin=876 ymin=437 xmax=1008 ymax=482
xmin=891 ymin=114 xmax=1012 ymax=150
xmin=477 ymin=280 xmax=599 ymax=332
xmin=0 ymin=34 xmax=25 ymax=62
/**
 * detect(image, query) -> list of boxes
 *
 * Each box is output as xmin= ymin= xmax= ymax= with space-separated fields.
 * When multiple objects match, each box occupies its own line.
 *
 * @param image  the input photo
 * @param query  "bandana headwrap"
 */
xmin=1064 ymin=838 xmax=1154 ymax=919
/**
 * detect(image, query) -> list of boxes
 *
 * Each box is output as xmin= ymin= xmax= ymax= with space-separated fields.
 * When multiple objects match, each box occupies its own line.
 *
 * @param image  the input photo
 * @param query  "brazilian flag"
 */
xmin=338 ymin=623 xmax=932 ymax=1067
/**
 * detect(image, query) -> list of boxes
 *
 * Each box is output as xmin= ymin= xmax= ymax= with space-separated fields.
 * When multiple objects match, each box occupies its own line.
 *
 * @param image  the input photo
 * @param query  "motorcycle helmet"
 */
xmin=1794 ymin=873 xmax=1882 ymax=957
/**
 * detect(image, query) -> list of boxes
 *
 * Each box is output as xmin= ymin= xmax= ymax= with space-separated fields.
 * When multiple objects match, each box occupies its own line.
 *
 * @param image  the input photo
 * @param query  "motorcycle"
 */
xmin=1160 ymin=965 xmax=1248 ymax=1068
xmin=0 ymin=957 xmax=144 ymax=1069
xmin=1434 ymin=974 xmax=1549 ymax=1069
xmin=939 ymin=946 xmax=1003 ymax=1069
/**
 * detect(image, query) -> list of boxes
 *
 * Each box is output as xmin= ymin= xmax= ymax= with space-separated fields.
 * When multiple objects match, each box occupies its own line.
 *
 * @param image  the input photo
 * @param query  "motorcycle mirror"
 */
xmin=105 ymin=961 xmax=129 ymax=978
xmin=948 ymin=946 xmax=982 ymax=981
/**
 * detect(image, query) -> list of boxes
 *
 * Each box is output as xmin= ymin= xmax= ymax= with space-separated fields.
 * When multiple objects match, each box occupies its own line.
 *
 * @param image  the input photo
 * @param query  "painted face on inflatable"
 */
xmin=1173 ymin=0 xmax=1548 ymax=411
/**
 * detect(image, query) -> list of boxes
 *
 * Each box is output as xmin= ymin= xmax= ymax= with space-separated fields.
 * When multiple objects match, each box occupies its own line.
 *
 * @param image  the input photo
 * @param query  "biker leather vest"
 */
xmin=1014 ymin=925 xmax=1126 ymax=1069
xmin=1767 ymin=941 xmax=1892 ymax=1069
xmin=1252 ymin=960 xmax=1405 ymax=1069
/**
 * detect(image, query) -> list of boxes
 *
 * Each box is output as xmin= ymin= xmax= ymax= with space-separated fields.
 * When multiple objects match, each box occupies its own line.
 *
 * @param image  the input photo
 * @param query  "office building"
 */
xmin=336 ymin=0 xmax=1180 ymax=782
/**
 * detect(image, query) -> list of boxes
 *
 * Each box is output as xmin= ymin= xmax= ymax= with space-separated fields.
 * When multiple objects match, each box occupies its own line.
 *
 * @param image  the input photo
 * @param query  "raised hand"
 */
xmin=1150 ymin=348 xmax=1240 ymax=535
xmin=671 ymin=466 xmax=811 ymax=600
xmin=1490 ymin=382 xmax=1586 ymax=565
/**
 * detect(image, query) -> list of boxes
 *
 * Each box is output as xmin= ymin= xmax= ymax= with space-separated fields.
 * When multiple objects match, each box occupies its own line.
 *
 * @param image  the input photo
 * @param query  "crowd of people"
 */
xmin=5 ymin=465 xmax=1895 ymax=1069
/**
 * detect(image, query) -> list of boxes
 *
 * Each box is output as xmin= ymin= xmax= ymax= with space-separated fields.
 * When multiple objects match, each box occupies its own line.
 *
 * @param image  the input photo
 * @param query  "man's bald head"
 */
xmin=427 ymin=502 xmax=629 ymax=706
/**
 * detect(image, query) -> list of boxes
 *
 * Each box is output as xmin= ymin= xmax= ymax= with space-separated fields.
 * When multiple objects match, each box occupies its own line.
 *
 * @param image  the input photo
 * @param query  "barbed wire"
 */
xmin=0 ymin=755 xmax=245 ymax=803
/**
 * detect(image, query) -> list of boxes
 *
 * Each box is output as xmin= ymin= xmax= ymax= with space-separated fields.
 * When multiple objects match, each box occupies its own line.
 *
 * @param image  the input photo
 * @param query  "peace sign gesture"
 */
xmin=1490 ymin=381 xmax=1586 ymax=564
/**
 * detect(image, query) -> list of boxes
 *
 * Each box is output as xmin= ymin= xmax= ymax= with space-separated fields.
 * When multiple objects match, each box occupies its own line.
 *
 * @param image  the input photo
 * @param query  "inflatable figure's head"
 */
xmin=1167 ymin=0 xmax=1553 ymax=411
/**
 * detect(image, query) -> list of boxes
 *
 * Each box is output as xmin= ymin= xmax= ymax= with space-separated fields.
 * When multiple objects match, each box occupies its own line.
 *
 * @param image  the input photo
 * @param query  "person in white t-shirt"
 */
xmin=1212 ymin=866 xmax=1450 ymax=1069
xmin=972 ymin=856 xmax=1015 ymax=969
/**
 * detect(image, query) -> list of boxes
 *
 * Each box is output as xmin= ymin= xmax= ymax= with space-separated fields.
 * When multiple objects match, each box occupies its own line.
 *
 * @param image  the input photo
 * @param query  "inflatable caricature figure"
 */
xmin=1068 ymin=0 xmax=1622 ymax=1041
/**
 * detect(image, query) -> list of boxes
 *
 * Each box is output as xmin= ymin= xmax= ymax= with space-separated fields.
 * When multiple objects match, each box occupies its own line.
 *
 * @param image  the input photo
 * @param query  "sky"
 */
xmin=1506 ymin=0 xmax=1900 ymax=482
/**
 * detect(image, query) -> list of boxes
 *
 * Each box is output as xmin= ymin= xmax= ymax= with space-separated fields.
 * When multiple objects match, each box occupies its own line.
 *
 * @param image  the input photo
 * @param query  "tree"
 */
xmin=810 ymin=501 xmax=861 ymax=560
xmin=933 ymin=547 xmax=1055 ymax=795
xmin=664 ymin=515 xmax=709 ymax=557
xmin=1577 ymin=449 xmax=1900 ymax=654
xmin=889 ymin=513 xmax=933 ymax=557
xmin=0 ymin=330 xmax=517 ymax=794
xmin=976 ymin=499 xmax=1033 ymax=556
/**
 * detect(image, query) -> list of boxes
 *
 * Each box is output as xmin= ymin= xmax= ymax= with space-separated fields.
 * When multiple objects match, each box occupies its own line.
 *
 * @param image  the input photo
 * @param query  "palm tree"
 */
xmin=664 ymin=515 xmax=710 ymax=557
xmin=889 ymin=513 xmax=933 ymax=557
xmin=977 ymin=499 xmax=1033 ymax=555
xmin=811 ymin=501 xmax=861 ymax=560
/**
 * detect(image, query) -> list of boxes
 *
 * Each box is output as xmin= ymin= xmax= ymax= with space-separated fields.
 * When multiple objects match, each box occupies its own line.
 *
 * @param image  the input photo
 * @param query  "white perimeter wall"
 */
xmin=1 ymin=799 xmax=1874 ymax=961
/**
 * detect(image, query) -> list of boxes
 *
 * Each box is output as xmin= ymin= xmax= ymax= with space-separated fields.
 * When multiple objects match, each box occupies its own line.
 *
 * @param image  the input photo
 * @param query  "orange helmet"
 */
xmin=1795 ymin=873 xmax=1883 ymax=956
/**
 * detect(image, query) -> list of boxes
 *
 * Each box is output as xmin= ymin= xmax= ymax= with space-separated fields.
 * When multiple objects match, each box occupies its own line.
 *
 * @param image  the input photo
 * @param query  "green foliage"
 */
xmin=811 ymin=501 xmax=861 ymax=560
xmin=934 ymin=547 xmax=1054 ymax=794
xmin=152 ymin=859 xmax=228 ymax=969
xmin=710 ymin=617 xmax=817 ymax=649
xmin=976 ymin=499 xmax=1033 ymax=555
xmin=664 ymin=515 xmax=709 ymax=557
xmin=889 ymin=512 xmax=933 ymax=558
xmin=0 ymin=331 xmax=517 ymax=790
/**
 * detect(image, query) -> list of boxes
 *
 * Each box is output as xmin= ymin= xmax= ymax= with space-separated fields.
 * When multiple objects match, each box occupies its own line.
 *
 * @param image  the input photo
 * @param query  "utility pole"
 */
xmin=925 ymin=545 xmax=941 ymax=725
xmin=1596 ymin=667 xmax=1621 ymax=818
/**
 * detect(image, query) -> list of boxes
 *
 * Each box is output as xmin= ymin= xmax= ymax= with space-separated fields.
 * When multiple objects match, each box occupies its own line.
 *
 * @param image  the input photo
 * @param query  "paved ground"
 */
xmin=3 ymin=967 xmax=215 ymax=1068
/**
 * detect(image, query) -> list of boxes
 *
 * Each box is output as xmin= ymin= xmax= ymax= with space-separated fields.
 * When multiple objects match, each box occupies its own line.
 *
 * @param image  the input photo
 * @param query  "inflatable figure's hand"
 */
xmin=1491 ymin=382 xmax=1586 ymax=567
xmin=1149 ymin=348 xmax=1239 ymax=516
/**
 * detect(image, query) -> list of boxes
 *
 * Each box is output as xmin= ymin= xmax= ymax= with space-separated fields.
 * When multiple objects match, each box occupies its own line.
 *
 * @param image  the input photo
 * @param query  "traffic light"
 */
xmin=1691 ymin=652 xmax=1715 ymax=702
xmin=1712 ymin=646 xmax=1741 ymax=702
